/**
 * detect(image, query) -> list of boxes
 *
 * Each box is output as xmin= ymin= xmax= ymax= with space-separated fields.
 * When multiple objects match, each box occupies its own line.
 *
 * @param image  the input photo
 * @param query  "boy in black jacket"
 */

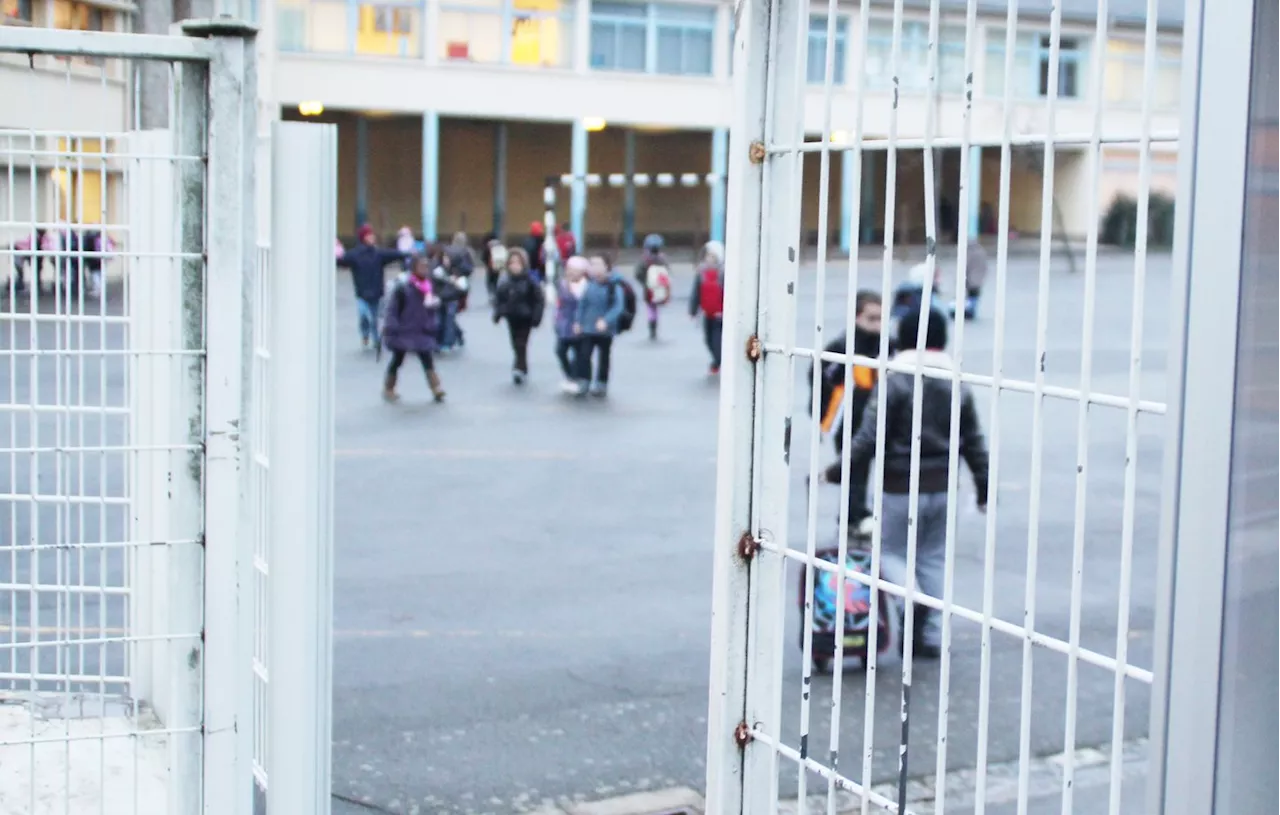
xmin=812 ymin=291 xmax=891 ymax=536
xmin=844 ymin=306 xmax=989 ymax=658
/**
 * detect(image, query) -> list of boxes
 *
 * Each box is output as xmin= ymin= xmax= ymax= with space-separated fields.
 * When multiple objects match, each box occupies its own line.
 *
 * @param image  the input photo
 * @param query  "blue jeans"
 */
xmin=440 ymin=301 xmax=461 ymax=349
xmin=356 ymin=297 xmax=379 ymax=344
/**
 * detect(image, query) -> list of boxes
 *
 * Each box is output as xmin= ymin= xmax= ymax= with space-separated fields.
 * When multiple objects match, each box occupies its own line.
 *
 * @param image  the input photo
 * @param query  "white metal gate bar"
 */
xmin=708 ymin=0 xmax=1177 ymax=813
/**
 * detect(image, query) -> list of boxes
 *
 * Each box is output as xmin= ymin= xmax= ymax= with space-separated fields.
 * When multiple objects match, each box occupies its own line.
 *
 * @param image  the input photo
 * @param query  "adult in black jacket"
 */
xmin=493 ymin=247 xmax=545 ymax=385
xmin=811 ymin=291 xmax=891 ymax=533
xmin=337 ymin=225 xmax=409 ymax=349
xmin=844 ymin=306 xmax=989 ymax=658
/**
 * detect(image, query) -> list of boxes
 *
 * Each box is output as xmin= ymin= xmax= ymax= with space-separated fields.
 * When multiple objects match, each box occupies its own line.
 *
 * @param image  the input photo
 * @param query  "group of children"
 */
xmin=342 ymin=226 xmax=730 ymax=403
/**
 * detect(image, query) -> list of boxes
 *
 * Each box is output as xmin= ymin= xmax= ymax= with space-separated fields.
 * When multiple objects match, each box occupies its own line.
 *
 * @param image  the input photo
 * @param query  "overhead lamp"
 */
xmin=830 ymin=129 xmax=850 ymax=145
xmin=298 ymin=101 xmax=324 ymax=116
xmin=582 ymin=117 xmax=607 ymax=132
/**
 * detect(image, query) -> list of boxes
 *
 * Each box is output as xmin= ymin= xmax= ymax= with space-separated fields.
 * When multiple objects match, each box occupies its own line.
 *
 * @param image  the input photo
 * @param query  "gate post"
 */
xmin=266 ymin=120 xmax=338 ymax=814
xmin=703 ymin=0 xmax=776 ymax=811
xmin=181 ymin=17 xmax=259 ymax=815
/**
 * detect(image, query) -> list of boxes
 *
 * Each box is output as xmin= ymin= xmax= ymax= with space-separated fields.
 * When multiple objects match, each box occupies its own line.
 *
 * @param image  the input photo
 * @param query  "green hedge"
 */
xmin=1101 ymin=193 xmax=1176 ymax=248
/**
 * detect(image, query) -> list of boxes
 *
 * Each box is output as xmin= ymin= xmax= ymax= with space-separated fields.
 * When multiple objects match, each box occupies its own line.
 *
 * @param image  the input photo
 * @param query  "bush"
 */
xmin=1101 ymin=192 xmax=1176 ymax=249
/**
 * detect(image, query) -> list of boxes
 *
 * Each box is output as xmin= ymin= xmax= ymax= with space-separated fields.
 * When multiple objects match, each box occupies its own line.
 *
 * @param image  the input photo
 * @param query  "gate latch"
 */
xmin=745 ymin=334 xmax=762 ymax=363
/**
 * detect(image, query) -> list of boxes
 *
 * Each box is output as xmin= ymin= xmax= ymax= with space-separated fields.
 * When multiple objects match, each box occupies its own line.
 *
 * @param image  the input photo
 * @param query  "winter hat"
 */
xmin=643 ymin=233 xmax=665 ymax=252
xmin=702 ymin=240 xmax=725 ymax=265
xmin=529 ymin=221 xmax=545 ymax=238
xmin=358 ymin=224 xmax=375 ymax=242
xmin=896 ymin=306 xmax=948 ymax=352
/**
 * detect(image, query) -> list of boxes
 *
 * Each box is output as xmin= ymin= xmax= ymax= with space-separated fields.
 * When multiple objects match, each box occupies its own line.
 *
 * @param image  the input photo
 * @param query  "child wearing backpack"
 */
xmin=634 ymin=233 xmax=673 ymax=341
xmin=573 ymin=253 xmax=628 ymax=397
xmin=689 ymin=240 xmax=726 ymax=374
xmin=554 ymin=255 xmax=590 ymax=393
xmin=493 ymin=247 xmax=545 ymax=385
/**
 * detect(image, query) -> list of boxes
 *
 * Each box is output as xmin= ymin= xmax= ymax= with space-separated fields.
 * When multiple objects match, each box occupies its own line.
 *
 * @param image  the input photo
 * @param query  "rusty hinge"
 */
xmin=748 ymin=140 xmax=766 ymax=164
xmin=737 ymin=531 xmax=760 ymax=561
xmin=734 ymin=721 xmax=754 ymax=749
xmin=745 ymin=334 xmax=762 ymax=363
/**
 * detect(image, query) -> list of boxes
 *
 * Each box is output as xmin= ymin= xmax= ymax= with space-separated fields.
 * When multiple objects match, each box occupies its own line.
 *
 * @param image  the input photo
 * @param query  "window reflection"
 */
xmin=439 ymin=0 xmax=573 ymax=68
xmin=277 ymin=0 xmax=424 ymax=58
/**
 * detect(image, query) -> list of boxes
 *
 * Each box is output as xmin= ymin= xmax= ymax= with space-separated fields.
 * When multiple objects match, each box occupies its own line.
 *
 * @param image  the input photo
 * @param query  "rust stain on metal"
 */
xmin=745 ymin=334 xmax=762 ymax=362
xmin=737 ymin=532 xmax=759 ymax=562
xmin=734 ymin=721 xmax=753 ymax=748
xmin=748 ymin=141 xmax=766 ymax=164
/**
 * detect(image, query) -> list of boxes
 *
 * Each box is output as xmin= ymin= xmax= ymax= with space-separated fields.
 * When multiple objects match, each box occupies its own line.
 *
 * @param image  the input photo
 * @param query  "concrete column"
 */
xmin=623 ymin=129 xmax=636 ymax=247
xmin=968 ymin=145 xmax=982 ymax=238
xmin=354 ymin=115 xmax=369 ymax=231
xmin=493 ymin=122 xmax=508 ymax=239
xmin=710 ymin=127 xmax=728 ymax=243
xmin=570 ymin=119 xmax=587 ymax=243
xmin=422 ymin=112 xmax=439 ymax=241
xmin=839 ymin=147 xmax=854 ymax=254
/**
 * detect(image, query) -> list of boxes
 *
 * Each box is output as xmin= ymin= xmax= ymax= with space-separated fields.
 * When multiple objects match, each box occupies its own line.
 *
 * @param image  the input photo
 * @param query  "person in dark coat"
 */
xmin=381 ymin=255 xmax=446 ymax=403
xmin=812 ymin=290 xmax=892 ymax=536
xmin=337 ymin=224 xmax=409 ymax=349
xmin=493 ymin=246 xmax=546 ymax=385
xmin=523 ymin=221 xmax=547 ymax=283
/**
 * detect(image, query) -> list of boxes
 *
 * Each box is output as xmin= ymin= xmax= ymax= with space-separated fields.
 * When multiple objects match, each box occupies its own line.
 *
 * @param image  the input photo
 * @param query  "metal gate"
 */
xmin=704 ymin=0 xmax=1216 ymax=813
xmin=0 ymin=22 xmax=335 ymax=815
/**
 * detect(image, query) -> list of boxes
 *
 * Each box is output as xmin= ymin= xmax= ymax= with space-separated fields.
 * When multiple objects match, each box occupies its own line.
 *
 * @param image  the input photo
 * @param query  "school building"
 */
xmin=0 ymin=0 xmax=1183 ymax=250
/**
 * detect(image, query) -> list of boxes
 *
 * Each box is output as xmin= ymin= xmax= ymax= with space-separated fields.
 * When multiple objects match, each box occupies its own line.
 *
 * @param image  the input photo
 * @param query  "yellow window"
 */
xmin=356 ymin=4 xmax=421 ymax=57
xmin=52 ymin=138 xmax=107 ymax=224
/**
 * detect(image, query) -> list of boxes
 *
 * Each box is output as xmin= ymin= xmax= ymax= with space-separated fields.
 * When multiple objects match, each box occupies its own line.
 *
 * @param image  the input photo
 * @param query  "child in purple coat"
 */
xmin=381 ymin=256 xmax=446 ymax=403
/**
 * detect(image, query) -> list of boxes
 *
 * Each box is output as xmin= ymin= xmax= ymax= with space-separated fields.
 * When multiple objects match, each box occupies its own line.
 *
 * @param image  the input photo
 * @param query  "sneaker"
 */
xmin=575 ymin=380 xmax=590 ymax=397
xmin=709 ymin=365 xmax=720 ymax=375
xmin=361 ymin=336 xmax=370 ymax=350
xmin=560 ymin=379 xmax=579 ymax=394
xmin=512 ymin=370 xmax=526 ymax=386
xmin=589 ymin=382 xmax=607 ymax=398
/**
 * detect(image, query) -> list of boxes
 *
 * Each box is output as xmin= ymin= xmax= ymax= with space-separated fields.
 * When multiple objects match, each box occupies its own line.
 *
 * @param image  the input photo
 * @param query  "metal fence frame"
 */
xmin=702 ymin=0 xmax=1233 ymax=812
xmin=1 ymin=20 xmax=336 ymax=815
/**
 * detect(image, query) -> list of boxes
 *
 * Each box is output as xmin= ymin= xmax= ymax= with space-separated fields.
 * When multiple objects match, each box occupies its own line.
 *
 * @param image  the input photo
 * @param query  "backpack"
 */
xmin=610 ymin=279 xmax=638 ymax=333
xmin=646 ymin=263 xmax=672 ymax=305
xmin=698 ymin=267 xmax=725 ymax=317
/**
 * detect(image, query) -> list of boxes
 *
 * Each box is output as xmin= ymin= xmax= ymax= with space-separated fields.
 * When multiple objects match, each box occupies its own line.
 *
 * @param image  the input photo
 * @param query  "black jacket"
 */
xmin=808 ymin=328 xmax=893 ymax=453
xmin=523 ymin=235 xmax=545 ymax=276
xmin=495 ymin=273 xmax=545 ymax=326
xmin=846 ymin=349 xmax=989 ymax=503
xmin=338 ymin=244 xmax=407 ymax=303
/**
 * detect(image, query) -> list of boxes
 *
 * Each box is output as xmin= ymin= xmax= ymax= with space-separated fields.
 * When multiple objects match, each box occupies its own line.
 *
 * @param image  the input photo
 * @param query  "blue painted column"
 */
xmin=570 ymin=119 xmax=588 ymax=244
xmin=861 ymin=152 xmax=876 ymax=245
xmin=493 ymin=122 xmax=508 ymax=239
xmin=421 ymin=111 xmax=439 ymax=242
xmin=710 ymin=127 xmax=728 ymax=244
xmin=354 ymin=115 xmax=369 ymax=231
xmin=622 ymin=129 xmax=636 ymax=248
xmin=968 ymin=145 xmax=982 ymax=238
xmin=839 ymin=148 xmax=855 ymax=254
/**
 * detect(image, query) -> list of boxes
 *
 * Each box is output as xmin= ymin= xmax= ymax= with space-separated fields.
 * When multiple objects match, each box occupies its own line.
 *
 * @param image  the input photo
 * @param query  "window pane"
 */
xmin=592 ymin=0 xmax=645 ymax=19
xmin=655 ymin=25 xmax=683 ymax=73
xmin=617 ymin=23 xmax=645 ymax=69
xmin=2 ymin=0 xmax=33 ymax=23
xmin=439 ymin=9 xmax=501 ymax=62
xmin=589 ymin=20 xmax=616 ymax=67
xmin=808 ymin=16 xmax=845 ymax=85
xmin=355 ymin=3 xmax=423 ymax=57
xmin=985 ymin=30 xmax=1037 ymax=97
xmin=653 ymin=2 xmax=713 ymax=25
xmin=938 ymin=27 xmax=966 ymax=92
xmin=511 ymin=9 xmax=573 ymax=68
xmin=683 ymin=27 xmax=713 ymax=74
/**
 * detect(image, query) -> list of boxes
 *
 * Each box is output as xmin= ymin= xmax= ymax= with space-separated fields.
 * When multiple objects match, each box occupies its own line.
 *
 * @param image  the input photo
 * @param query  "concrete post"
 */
xmin=710 ymin=127 xmax=728 ymax=243
xmin=570 ymin=119 xmax=587 ymax=243
xmin=493 ymin=122 xmax=508 ymax=239
xmin=422 ymin=111 xmax=439 ymax=241
xmin=623 ymin=129 xmax=636 ymax=247
xmin=355 ymin=115 xmax=369 ymax=230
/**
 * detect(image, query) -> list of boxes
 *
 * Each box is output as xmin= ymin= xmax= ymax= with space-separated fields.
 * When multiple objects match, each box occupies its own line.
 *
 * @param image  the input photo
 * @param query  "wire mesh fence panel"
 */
xmin=0 ymin=23 xmax=257 ymax=815
xmin=708 ymin=1 xmax=1179 ymax=814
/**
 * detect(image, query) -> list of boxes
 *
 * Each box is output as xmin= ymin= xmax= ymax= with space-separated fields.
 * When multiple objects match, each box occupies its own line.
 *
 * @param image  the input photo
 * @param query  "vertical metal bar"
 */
xmin=184 ymin=18 xmax=258 ymax=815
xmin=1106 ymin=3 xmax=1160 ymax=812
xmin=172 ymin=59 xmax=210 ymax=815
xmin=268 ymin=119 xmax=336 ymax=815
xmin=1060 ymin=4 xmax=1110 ymax=810
xmin=932 ymin=5 xmax=981 ymax=813
xmin=1015 ymin=2 xmax=1062 ymax=812
xmin=972 ymin=3 xmax=1019 ymax=812
xmin=703 ymin=0 xmax=769 ymax=810
xmin=1148 ymin=0 xmax=1256 ymax=810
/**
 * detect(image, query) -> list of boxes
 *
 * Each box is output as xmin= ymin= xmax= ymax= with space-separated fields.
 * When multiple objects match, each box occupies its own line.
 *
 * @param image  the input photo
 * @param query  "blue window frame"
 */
xmin=590 ymin=1 xmax=715 ymax=76
xmin=806 ymin=15 xmax=847 ymax=84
